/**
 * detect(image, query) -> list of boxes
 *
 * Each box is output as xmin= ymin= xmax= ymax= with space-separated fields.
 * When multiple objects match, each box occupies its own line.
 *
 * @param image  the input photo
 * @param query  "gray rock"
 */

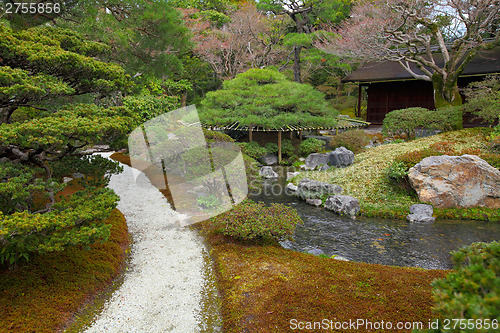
xmin=407 ymin=204 xmax=435 ymax=223
xmin=286 ymin=183 xmax=298 ymax=192
xmin=305 ymin=198 xmax=322 ymax=207
xmin=63 ymin=177 xmax=73 ymax=183
xmin=408 ymin=155 xmax=500 ymax=208
xmin=259 ymin=166 xmax=279 ymax=179
xmin=327 ymin=147 xmax=354 ymax=168
xmin=287 ymin=172 xmax=300 ymax=181
xmin=332 ymin=255 xmax=350 ymax=261
xmin=297 ymin=178 xmax=343 ymax=200
xmin=410 ymin=204 xmax=434 ymax=216
xmin=305 ymin=153 xmax=329 ymax=170
xmin=299 ymin=157 xmax=306 ymax=162
xmin=72 ymin=172 xmax=84 ymax=179
xmin=324 ymin=195 xmax=361 ymax=217
xmin=320 ymin=164 xmax=330 ymax=171
xmin=258 ymin=153 xmax=278 ymax=166
xmin=407 ymin=214 xmax=436 ymax=223
xmin=307 ymin=248 xmax=325 ymax=256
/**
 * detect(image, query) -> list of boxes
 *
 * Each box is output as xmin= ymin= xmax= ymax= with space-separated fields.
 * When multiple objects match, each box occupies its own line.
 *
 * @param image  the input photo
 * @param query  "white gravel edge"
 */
xmin=83 ymin=153 xmax=207 ymax=333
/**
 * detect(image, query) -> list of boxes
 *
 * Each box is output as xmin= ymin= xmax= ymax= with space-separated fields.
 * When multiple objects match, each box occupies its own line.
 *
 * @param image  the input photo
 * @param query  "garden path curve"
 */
xmin=84 ymin=153 xmax=209 ymax=332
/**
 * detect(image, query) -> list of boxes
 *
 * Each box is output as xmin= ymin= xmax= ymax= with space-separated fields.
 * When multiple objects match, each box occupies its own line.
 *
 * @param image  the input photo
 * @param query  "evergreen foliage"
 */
xmin=199 ymin=68 xmax=338 ymax=129
xmin=424 ymin=241 xmax=500 ymax=332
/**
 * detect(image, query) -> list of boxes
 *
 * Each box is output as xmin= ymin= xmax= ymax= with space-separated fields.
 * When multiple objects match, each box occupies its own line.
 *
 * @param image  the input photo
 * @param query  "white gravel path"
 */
xmin=83 ymin=153 xmax=209 ymax=333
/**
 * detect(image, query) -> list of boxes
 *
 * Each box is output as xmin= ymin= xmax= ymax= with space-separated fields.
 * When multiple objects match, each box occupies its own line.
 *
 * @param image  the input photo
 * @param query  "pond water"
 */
xmin=250 ymin=175 xmax=500 ymax=270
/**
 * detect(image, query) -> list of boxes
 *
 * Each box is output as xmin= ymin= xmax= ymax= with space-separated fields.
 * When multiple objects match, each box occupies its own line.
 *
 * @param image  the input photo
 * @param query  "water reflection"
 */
xmin=250 ymin=176 xmax=500 ymax=270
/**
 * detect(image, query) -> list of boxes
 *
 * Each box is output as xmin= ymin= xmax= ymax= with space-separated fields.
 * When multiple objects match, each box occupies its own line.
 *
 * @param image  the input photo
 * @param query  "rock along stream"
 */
xmin=251 ymin=172 xmax=500 ymax=270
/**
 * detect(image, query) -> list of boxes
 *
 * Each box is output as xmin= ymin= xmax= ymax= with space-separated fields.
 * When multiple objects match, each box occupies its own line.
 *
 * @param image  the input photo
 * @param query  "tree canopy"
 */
xmin=317 ymin=0 xmax=500 ymax=107
xmin=199 ymin=68 xmax=339 ymax=129
xmin=0 ymin=23 xmax=132 ymax=123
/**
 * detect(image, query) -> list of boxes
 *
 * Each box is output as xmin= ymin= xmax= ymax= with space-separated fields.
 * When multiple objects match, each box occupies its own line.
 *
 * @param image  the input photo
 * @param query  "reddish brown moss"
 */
xmin=0 ymin=209 xmax=128 ymax=333
xmin=199 ymin=222 xmax=448 ymax=333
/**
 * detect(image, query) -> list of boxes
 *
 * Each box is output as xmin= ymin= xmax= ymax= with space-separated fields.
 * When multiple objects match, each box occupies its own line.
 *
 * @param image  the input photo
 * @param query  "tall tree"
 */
xmin=258 ymin=0 xmax=351 ymax=82
xmin=52 ymin=0 xmax=191 ymax=80
xmin=317 ymin=0 xmax=500 ymax=107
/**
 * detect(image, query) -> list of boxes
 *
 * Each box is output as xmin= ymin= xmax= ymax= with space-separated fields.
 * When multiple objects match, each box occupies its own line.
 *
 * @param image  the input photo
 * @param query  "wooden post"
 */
xmin=289 ymin=131 xmax=293 ymax=139
xmin=357 ymin=84 xmax=363 ymax=118
xmin=299 ymin=130 xmax=303 ymax=140
xmin=278 ymin=130 xmax=282 ymax=164
xmin=249 ymin=129 xmax=253 ymax=142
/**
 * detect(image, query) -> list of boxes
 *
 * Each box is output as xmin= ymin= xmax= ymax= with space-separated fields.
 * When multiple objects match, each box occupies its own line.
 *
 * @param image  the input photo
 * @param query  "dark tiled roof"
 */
xmin=343 ymin=46 xmax=500 ymax=83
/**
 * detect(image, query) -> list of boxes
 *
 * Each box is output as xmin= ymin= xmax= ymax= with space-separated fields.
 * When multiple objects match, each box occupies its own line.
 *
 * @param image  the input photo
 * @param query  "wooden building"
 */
xmin=343 ymin=47 xmax=500 ymax=125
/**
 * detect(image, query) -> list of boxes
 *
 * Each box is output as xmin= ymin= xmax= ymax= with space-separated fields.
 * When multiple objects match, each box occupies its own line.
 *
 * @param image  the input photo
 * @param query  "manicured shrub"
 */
xmin=203 ymin=129 xmax=235 ymax=143
xmin=330 ymin=129 xmax=371 ymax=153
xmin=210 ymin=199 xmax=302 ymax=242
xmin=300 ymin=138 xmax=325 ymax=156
xmin=237 ymin=141 xmax=267 ymax=160
xmin=264 ymin=142 xmax=279 ymax=154
xmin=424 ymin=241 xmax=500 ymax=332
xmin=281 ymin=139 xmax=296 ymax=157
xmin=382 ymin=106 xmax=462 ymax=139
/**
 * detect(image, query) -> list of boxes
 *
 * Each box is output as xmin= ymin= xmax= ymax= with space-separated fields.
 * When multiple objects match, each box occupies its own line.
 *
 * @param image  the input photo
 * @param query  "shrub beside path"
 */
xmin=83 ymin=153 xmax=212 ymax=332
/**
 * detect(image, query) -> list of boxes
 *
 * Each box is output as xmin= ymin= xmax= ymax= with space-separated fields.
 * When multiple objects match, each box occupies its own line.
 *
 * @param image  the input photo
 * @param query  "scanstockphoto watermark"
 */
xmin=290 ymin=318 xmax=499 ymax=331
xmin=127 ymin=105 xmax=248 ymax=227
xmin=290 ymin=319 xmax=425 ymax=331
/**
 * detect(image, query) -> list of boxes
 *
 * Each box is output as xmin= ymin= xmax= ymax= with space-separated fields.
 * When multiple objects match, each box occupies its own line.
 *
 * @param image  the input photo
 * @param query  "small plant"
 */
xmin=281 ymin=139 xmax=296 ymax=157
xmin=330 ymin=129 xmax=370 ymax=153
xmin=300 ymin=138 xmax=325 ymax=156
xmin=210 ymin=199 xmax=302 ymax=242
xmin=424 ymin=241 xmax=500 ymax=332
xmin=196 ymin=195 xmax=221 ymax=210
xmin=237 ymin=141 xmax=267 ymax=160
xmin=264 ymin=142 xmax=279 ymax=154
xmin=462 ymin=75 xmax=500 ymax=126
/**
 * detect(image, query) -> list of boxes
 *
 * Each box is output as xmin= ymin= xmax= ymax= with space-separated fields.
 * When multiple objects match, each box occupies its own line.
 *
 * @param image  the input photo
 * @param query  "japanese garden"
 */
xmin=0 ymin=1 xmax=499 ymax=332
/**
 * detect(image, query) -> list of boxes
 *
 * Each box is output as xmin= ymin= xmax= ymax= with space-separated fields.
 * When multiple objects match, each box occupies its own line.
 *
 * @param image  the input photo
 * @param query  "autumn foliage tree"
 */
xmin=317 ymin=0 xmax=500 ymax=107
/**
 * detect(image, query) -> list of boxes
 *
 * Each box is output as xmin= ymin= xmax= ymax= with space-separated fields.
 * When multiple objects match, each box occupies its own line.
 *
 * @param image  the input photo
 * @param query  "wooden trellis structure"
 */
xmin=203 ymin=118 xmax=369 ymax=163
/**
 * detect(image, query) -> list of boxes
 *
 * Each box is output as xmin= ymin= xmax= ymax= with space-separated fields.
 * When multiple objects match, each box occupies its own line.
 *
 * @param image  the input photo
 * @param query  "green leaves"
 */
xmin=199 ymin=68 xmax=339 ymax=129
xmin=426 ymin=241 xmax=500 ymax=332
xmin=210 ymin=199 xmax=302 ymax=242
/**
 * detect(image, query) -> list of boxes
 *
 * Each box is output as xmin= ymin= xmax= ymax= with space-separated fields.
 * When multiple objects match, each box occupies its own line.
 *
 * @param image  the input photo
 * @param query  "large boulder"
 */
xmin=305 ymin=153 xmax=329 ymax=170
xmin=324 ymin=195 xmax=360 ymax=217
xmin=406 ymin=204 xmax=435 ymax=223
xmin=286 ymin=172 xmax=300 ymax=181
xmin=327 ymin=147 xmax=354 ymax=168
xmin=297 ymin=178 xmax=342 ymax=200
xmin=259 ymin=166 xmax=279 ymax=179
xmin=408 ymin=155 xmax=500 ymax=208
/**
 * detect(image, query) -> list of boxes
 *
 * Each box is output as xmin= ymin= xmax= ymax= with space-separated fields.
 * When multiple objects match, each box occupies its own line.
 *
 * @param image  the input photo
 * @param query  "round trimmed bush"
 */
xmin=300 ymin=138 xmax=325 ymax=156
xmin=210 ymin=199 xmax=302 ymax=242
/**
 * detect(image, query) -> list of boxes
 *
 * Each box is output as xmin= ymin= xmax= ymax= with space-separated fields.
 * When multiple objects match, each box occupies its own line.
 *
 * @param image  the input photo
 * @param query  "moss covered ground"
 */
xmin=198 ymin=224 xmax=448 ymax=332
xmin=296 ymin=128 xmax=500 ymax=221
xmin=0 ymin=186 xmax=129 ymax=333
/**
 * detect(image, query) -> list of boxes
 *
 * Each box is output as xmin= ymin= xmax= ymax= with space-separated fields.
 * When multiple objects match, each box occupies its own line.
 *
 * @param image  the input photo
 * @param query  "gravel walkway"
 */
xmin=83 ymin=153 xmax=212 ymax=333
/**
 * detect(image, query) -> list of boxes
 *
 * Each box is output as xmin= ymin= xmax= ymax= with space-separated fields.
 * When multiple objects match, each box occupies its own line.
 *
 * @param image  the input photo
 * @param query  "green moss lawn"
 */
xmin=296 ymin=128 xmax=500 ymax=221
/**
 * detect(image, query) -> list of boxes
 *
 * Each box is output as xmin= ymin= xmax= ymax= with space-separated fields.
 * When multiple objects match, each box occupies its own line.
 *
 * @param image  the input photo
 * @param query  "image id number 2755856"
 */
xmin=4 ymin=2 xmax=61 ymax=14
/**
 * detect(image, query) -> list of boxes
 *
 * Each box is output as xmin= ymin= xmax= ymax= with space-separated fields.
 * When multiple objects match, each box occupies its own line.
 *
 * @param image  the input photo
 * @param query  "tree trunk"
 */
xmin=1 ymin=106 xmax=17 ymax=124
xmin=432 ymin=73 xmax=462 ymax=108
xmin=293 ymin=45 xmax=302 ymax=83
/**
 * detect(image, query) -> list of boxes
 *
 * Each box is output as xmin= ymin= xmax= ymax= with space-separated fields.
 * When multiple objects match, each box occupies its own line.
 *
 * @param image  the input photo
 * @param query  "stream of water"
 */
xmin=250 ymin=174 xmax=500 ymax=270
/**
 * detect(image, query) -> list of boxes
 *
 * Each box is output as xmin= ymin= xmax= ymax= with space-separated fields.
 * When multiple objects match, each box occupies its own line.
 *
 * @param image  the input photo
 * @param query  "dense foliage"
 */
xmin=382 ymin=107 xmax=463 ymax=139
xmin=199 ymin=68 xmax=339 ymax=129
xmin=462 ymin=75 xmax=500 ymax=126
xmin=300 ymin=137 xmax=326 ymax=156
xmin=210 ymin=199 xmax=302 ymax=242
xmin=330 ymin=129 xmax=371 ymax=153
xmin=424 ymin=241 xmax=500 ymax=332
